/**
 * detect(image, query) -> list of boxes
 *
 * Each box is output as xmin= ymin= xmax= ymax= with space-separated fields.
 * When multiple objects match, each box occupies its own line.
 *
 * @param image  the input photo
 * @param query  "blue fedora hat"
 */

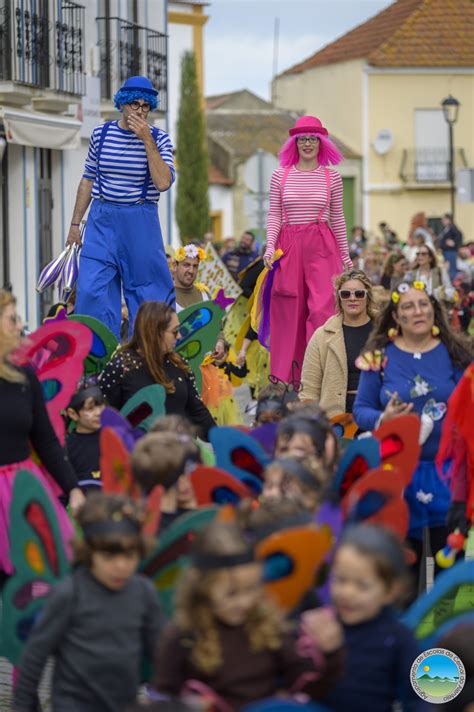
xmin=119 ymin=76 xmax=158 ymax=96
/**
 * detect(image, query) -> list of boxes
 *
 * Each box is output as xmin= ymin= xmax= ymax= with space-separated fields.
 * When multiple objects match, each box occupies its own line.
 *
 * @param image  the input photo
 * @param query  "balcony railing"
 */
xmin=0 ymin=0 xmax=85 ymax=95
xmin=399 ymin=147 xmax=468 ymax=183
xmin=97 ymin=16 xmax=167 ymax=113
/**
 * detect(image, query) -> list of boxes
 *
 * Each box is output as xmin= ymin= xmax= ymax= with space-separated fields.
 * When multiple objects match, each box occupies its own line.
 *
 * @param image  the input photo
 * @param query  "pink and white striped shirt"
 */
xmin=264 ymin=165 xmax=352 ymax=267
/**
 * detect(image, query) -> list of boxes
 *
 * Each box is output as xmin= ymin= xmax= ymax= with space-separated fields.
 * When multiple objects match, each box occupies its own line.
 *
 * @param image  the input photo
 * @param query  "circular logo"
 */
xmin=411 ymin=648 xmax=465 ymax=704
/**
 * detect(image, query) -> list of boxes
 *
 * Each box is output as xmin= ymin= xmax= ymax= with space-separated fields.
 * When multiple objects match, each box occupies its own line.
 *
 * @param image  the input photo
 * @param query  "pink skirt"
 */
xmin=0 ymin=457 xmax=74 ymax=574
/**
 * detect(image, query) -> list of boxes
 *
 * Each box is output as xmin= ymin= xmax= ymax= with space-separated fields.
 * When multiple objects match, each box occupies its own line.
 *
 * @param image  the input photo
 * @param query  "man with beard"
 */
xmin=173 ymin=244 xmax=210 ymax=312
xmin=222 ymin=230 xmax=258 ymax=280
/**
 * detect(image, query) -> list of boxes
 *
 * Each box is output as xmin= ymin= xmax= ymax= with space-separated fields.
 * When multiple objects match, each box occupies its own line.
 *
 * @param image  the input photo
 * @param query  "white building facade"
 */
xmin=0 ymin=0 xmax=171 ymax=329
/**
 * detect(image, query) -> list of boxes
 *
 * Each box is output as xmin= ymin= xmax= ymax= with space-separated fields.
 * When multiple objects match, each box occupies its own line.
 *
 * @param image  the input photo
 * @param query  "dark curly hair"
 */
xmin=364 ymin=283 xmax=472 ymax=370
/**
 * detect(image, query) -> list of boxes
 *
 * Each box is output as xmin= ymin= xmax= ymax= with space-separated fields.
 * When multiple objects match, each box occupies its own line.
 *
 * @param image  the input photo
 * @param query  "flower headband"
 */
xmin=175 ymin=245 xmax=206 ymax=262
xmin=391 ymin=280 xmax=426 ymax=304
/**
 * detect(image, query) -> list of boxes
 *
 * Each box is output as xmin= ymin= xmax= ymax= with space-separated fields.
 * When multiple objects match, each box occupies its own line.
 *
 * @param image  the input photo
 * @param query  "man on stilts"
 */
xmin=68 ymin=76 xmax=175 ymax=338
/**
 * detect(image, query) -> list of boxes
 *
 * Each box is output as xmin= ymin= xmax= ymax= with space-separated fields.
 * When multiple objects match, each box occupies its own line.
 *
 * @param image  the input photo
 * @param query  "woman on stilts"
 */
xmin=263 ymin=116 xmax=352 ymax=384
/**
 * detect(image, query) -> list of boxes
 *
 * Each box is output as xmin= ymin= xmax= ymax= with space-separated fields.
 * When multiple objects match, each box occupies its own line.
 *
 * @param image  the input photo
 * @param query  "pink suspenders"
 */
xmin=280 ymin=166 xmax=331 ymax=225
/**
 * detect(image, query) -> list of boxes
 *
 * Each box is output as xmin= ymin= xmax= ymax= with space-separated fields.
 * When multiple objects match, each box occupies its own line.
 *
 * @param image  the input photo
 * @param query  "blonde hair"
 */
xmin=334 ymin=270 xmax=378 ymax=319
xmin=130 ymin=431 xmax=200 ymax=494
xmin=0 ymin=290 xmax=24 ymax=383
xmin=175 ymin=521 xmax=283 ymax=674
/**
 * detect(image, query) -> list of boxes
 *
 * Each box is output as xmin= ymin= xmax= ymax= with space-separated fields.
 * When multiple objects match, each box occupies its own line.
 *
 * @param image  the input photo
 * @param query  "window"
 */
xmin=414 ymin=109 xmax=449 ymax=182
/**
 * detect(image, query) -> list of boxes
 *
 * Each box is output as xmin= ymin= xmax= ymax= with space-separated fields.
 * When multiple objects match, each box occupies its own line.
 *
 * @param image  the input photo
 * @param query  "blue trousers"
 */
xmin=443 ymin=249 xmax=457 ymax=281
xmin=75 ymin=200 xmax=175 ymax=339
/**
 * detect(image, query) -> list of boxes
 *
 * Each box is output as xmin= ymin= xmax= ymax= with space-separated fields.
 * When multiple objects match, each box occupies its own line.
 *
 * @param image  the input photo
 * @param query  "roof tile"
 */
xmin=279 ymin=0 xmax=474 ymax=75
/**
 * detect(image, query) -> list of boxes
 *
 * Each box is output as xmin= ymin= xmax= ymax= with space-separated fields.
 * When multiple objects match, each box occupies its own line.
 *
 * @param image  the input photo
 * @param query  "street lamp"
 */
xmin=441 ymin=94 xmax=460 ymax=219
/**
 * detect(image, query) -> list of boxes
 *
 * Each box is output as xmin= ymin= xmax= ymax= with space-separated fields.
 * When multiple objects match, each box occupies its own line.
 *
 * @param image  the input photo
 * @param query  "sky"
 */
xmin=204 ymin=0 xmax=391 ymax=100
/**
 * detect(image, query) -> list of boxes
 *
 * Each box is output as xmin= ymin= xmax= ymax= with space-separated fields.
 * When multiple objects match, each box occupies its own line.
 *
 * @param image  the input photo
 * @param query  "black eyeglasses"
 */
xmin=339 ymin=289 xmax=367 ymax=300
xmin=296 ymin=136 xmax=319 ymax=145
xmin=129 ymin=101 xmax=151 ymax=113
xmin=416 ymin=251 xmax=430 ymax=257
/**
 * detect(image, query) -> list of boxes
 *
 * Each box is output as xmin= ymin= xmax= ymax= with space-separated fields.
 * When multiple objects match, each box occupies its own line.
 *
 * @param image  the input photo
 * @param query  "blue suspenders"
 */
xmin=95 ymin=122 xmax=160 ymax=204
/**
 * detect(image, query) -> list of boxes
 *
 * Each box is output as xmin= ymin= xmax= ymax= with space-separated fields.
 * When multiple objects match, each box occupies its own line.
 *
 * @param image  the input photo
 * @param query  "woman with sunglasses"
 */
xmin=300 ymin=270 xmax=377 ymax=416
xmin=263 ymin=116 xmax=352 ymax=385
xmin=99 ymin=301 xmax=215 ymax=439
xmin=407 ymin=244 xmax=452 ymax=298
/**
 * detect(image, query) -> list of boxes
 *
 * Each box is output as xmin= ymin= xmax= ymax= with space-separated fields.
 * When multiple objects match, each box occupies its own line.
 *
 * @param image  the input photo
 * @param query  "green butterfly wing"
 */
xmin=120 ymin=384 xmax=166 ymax=432
xmin=176 ymin=302 xmax=225 ymax=392
xmin=0 ymin=470 xmax=71 ymax=665
xmin=139 ymin=507 xmax=218 ymax=617
xmin=69 ymin=314 xmax=118 ymax=375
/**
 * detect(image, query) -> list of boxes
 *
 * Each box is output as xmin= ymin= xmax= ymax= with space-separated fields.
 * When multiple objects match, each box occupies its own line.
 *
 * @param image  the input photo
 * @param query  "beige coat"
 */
xmin=300 ymin=314 xmax=348 ymax=417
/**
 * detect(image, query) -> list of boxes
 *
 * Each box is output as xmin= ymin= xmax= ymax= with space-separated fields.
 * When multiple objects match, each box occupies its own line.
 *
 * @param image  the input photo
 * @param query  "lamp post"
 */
xmin=441 ymin=95 xmax=460 ymax=219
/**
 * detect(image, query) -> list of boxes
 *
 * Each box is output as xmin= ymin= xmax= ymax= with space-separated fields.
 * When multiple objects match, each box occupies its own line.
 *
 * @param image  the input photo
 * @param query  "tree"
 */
xmin=175 ymin=51 xmax=209 ymax=243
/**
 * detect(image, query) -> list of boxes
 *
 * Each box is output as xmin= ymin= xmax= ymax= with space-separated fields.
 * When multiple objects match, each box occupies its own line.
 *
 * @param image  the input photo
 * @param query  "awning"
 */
xmin=0 ymin=106 xmax=82 ymax=150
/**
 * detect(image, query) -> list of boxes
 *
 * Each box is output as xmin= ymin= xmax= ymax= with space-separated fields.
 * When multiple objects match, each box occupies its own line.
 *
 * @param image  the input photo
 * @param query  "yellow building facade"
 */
xmin=273 ymin=0 xmax=474 ymax=241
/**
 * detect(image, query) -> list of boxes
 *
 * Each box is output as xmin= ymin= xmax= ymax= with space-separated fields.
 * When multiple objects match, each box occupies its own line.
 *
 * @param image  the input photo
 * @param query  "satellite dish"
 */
xmin=372 ymin=129 xmax=394 ymax=155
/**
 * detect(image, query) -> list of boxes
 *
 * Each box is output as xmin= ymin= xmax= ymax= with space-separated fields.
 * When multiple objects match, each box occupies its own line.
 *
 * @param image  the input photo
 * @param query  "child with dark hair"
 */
xmin=131 ymin=431 xmax=201 ymax=531
xmin=65 ymin=384 xmax=105 ymax=494
xmin=275 ymin=410 xmax=339 ymax=473
xmin=13 ymin=494 xmax=164 ymax=712
xmin=262 ymin=456 xmax=329 ymax=514
xmin=153 ymin=520 xmax=344 ymax=710
xmin=322 ymin=524 xmax=421 ymax=712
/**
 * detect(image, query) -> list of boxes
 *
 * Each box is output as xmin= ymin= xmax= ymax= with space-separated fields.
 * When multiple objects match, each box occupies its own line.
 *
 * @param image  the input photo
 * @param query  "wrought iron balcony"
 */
xmin=399 ymin=147 xmax=468 ymax=184
xmin=0 ymin=0 xmax=85 ymax=95
xmin=97 ymin=16 xmax=167 ymax=113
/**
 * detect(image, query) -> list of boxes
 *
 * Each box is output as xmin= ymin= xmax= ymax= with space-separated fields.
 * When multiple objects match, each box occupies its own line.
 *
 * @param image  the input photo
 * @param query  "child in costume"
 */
xmin=322 ymin=524 xmax=421 ymax=712
xmin=13 ymin=494 xmax=164 ymax=712
xmin=275 ymin=410 xmax=339 ymax=473
xmin=153 ymin=520 xmax=344 ymax=710
xmin=200 ymin=340 xmax=248 ymax=426
xmin=131 ymin=431 xmax=201 ymax=532
xmin=263 ymin=456 xmax=328 ymax=515
xmin=65 ymin=384 xmax=105 ymax=494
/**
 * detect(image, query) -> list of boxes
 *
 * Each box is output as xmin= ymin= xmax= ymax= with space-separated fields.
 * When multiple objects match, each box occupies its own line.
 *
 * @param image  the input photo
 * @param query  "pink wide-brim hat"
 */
xmin=289 ymin=115 xmax=328 ymax=137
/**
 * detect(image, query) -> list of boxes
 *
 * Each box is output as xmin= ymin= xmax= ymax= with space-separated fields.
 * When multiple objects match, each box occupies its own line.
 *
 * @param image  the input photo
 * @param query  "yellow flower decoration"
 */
xmin=355 ymin=349 xmax=387 ymax=372
xmin=413 ymin=281 xmax=426 ymax=291
xmin=391 ymin=291 xmax=400 ymax=304
xmin=174 ymin=245 xmax=206 ymax=262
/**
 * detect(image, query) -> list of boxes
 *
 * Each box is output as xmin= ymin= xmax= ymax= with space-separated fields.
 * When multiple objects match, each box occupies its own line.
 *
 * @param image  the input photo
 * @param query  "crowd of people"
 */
xmin=0 ymin=80 xmax=473 ymax=712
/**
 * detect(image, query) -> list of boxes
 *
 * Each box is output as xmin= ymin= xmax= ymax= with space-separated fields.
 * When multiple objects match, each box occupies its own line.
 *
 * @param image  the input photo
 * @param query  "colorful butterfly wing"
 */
xmin=0 ymin=470 xmax=71 ymax=665
xmin=209 ymin=426 xmax=270 ymax=495
xmin=256 ymin=526 xmax=333 ymax=613
xmin=373 ymin=414 xmax=420 ymax=485
xmin=100 ymin=406 xmax=142 ymax=452
xmin=100 ymin=427 xmax=138 ymax=497
xmin=176 ymin=294 xmax=231 ymax=392
xmin=139 ymin=507 xmax=218 ymax=617
xmin=330 ymin=413 xmax=358 ymax=440
xmin=403 ymin=558 xmax=474 ymax=647
xmin=190 ymin=466 xmax=254 ymax=506
xmin=341 ymin=465 xmax=409 ymax=540
xmin=142 ymin=485 xmax=164 ymax=536
xmin=120 ymin=384 xmax=166 ymax=432
xmin=13 ymin=320 xmax=92 ymax=443
xmin=333 ymin=436 xmax=381 ymax=497
xmin=69 ymin=314 xmax=118 ymax=375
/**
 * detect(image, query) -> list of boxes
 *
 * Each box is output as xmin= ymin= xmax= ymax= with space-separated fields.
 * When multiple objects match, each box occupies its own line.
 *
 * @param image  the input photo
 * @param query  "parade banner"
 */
xmin=199 ymin=243 xmax=242 ymax=301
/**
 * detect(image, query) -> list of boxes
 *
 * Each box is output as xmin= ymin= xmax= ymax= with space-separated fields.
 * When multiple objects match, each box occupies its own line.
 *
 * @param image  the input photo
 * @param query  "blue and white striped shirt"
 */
xmin=83 ymin=121 xmax=176 ymax=204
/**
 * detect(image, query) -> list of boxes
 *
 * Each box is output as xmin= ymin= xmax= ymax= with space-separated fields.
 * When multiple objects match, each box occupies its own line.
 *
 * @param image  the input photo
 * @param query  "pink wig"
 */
xmin=279 ymin=133 xmax=343 ymax=167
